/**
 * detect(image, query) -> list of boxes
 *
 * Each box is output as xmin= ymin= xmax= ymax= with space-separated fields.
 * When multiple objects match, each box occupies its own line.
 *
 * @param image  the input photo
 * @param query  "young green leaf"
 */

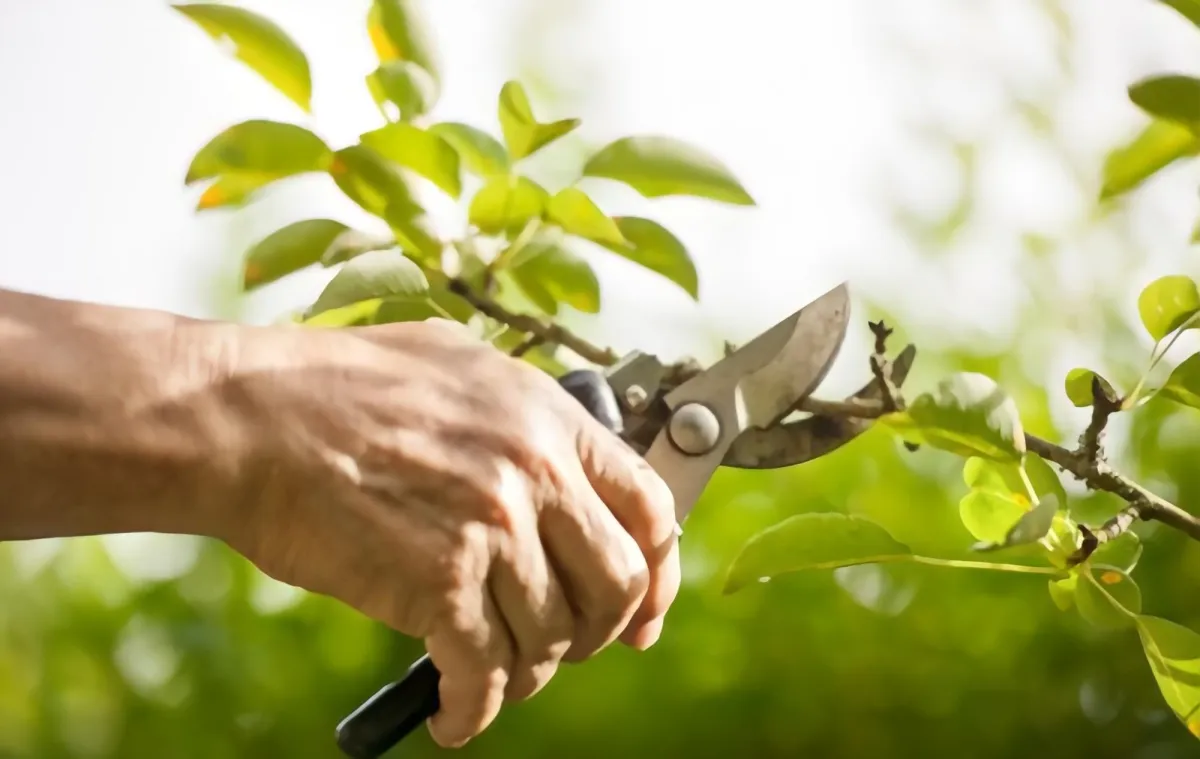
xmin=546 ymin=188 xmax=627 ymax=247
xmin=1077 ymin=565 xmax=1142 ymax=630
xmin=973 ymin=494 xmax=1059 ymax=553
xmin=1135 ymin=615 xmax=1200 ymax=738
xmin=1048 ymin=573 xmax=1078 ymax=612
xmin=360 ymin=123 xmax=462 ymax=198
xmin=367 ymin=0 xmax=440 ymax=84
xmin=582 ymin=135 xmax=755 ymax=205
xmin=427 ymin=123 xmax=510 ymax=177
xmin=959 ymin=490 xmax=1028 ymax=545
xmin=1159 ymin=0 xmax=1200 ymax=28
xmin=1091 ymin=532 xmax=1144 ymax=574
xmin=497 ymin=80 xmax=581 ymax=160
xmin=1100 ymin=119 xmax=1200 ymax=201
xmin=1064 ymin=368 xmax=1117 ymax=408
xmin=366 ymin=61 xmax=439 ymax=122
xmin=1129 ymin=75 xmax=1200 ymax=128
xmin=468 ymin=175 xmax=550 ymax=235
xmin=301 ymin=299 xmax=384 ymax=327
xmin=724 ymin=513 xmax=912 ymax=594
xmin=509 ymin=239 xmax=600 ymax=315
xmin=383 ymin=201 xmax=443 ymax=263
xmin=880 ymin=373 xmax=1026 ymax=462
xmin=171 ymin=3 xmax=313 ymax=112
xmin=186 ymin=120 xmax=333 ymax=186
xmin=1137 ymin=275 xmax=1200 ymax=341
xmin=329 ymin=145 xmax=421 ymax=220
xmin=1161 ymin=353 xmax=1200 ymax=410
xmin=962 ymin=455 xmax=1066 ymax=507
xmin=598 ymin=217 xmax=699 ymax=300
xmin=242 ymin=219 xmax=351 ymax=290
xmin=308 ymin=248 xmax=429 ymax=317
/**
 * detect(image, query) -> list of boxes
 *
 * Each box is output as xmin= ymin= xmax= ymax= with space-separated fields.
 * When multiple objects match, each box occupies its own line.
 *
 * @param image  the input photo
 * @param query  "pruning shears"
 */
xmin=334 ymin=282 xmax=916 ymax=758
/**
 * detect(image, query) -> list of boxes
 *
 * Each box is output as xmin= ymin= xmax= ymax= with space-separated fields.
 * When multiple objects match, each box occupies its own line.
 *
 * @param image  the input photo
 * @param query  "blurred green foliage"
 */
xmin=6 ymin=0 xmax=1200 ymax=756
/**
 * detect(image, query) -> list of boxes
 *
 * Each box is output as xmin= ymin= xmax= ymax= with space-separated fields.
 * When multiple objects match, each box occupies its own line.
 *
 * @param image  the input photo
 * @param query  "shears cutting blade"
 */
xmin=335 ymin=282 xmax=877 ymax=759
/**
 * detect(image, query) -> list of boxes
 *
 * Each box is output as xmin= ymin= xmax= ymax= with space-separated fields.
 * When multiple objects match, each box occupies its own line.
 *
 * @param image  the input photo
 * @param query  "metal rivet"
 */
xmin=667 ymin=402 xmax=721 ymax=455
xmin=623 ymin=384 xmax=649 ymax=412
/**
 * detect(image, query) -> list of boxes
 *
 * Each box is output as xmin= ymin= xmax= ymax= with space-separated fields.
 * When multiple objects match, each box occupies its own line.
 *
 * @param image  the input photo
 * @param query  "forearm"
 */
xmin=0 ymin=288 xmax=245 ymax=540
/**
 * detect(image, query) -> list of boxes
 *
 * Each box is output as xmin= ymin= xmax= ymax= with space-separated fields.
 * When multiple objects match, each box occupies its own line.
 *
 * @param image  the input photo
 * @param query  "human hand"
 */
xmin=218 ymin=319 xmax=680 ymax=747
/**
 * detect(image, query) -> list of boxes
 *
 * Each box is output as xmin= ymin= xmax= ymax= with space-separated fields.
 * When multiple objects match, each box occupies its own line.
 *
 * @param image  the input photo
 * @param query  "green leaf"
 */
xmin=1161 ymin=353 xmax=1200 ymax=410
xmin=1077 ymin=565 xmax=1142 ymax=630
xmin=193 ymin=174 xmax=263 ymax=211
xmin=172 ymin=3 xmax=312 ymax=112
xmin=497 ymin=80 xmax=581 ymax=160
xmin=242 ymin=219 xmax=351 ymax=290
xmin=1064 ymin=368 xmax=1118 ymax=408
xmin=546 ymin=188 xmax=626 ymax=247
xmin=360 ymin=123 xmax=462 ymax=198
xmin=1159 ymin=0 xmax=1200 ymax=27
xmin=301 ymin=299 xmax=383 ymax=327
xmin=597 ymin=217 xmax=698 ymax=300
xmin=1100 ymin=119 xmax=1200 ymax=200
xmin=383 ymin=202 xmax=443 ymax=263
xmin=1135 ymin=615 xmax=1200 ymax=737
xmin=880 ymin=373 xmax=1026 ymax=462
xmin=329 ymin=144 xmax=421 ymax=219
xmin=468 ymin=175 xmax=550 ymax=235
xmin=959 ymin=490 xmax=1028 ymax=545
xmin=1048 ymin=574 xmax=1078 ymax=612
xmin=308 ymin=249 xmax=429 ymax=317
xmin=367 ymin=0 xmax=440 ymax=84
xmin=508 ymin=237 xmax=600 ymax=315
xmin=1092 ymin=532 xmax=1144 ymax=574
xmin=373 ymin=272 xmax=474 ymax=325
xmin=962 ymin=455 xmax=1066 ymax=507
xmin=1129 ymin=75 xmax=1200 ymax=127
xmin=582 ymin=135 xmax=755 ymax=205
xmin=366 ymin=61 xmax=439 ymax=122
xmin=427 ymin=123 xmax=510 ymax=177
xmin=974 ymin=494 xmax=1059 ymax=553
xmin=1138 ymin=275 xmax=1200 ymax=341
xmin=185 ymin=120 xmax=333 ymax=191
xmin=724 ymin=513 xmax=912 ymax=594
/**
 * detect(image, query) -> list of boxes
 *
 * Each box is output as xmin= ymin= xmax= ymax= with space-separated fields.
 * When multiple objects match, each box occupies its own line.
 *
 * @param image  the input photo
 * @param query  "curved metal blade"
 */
xmin=642 ymin=283 xmax=852 ymax=522
xmin=722 ymin=343 xmax=917 ymax=469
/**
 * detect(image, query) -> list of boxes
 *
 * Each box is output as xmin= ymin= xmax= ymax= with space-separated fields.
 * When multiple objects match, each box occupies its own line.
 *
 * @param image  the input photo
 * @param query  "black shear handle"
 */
xmin=335 ymin=369 xmax=622 ymax=759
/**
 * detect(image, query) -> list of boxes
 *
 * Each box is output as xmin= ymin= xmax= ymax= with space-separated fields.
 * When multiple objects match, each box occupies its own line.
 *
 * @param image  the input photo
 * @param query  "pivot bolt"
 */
xmin=667 ymin=402 xmax=721 ymax=455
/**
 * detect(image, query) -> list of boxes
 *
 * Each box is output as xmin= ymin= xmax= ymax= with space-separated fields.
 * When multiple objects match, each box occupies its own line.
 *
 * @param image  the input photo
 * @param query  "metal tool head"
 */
xmin=637 ymin=283 xmax=851 ymax=522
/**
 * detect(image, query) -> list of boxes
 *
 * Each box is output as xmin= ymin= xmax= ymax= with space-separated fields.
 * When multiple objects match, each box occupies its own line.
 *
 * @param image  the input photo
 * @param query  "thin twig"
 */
xmin=868 ymin=320 xmax=901 ymax=412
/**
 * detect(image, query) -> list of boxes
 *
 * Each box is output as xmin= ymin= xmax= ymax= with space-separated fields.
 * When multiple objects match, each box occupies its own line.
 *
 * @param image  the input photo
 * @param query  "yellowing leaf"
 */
xmin=497 ymin=80 xmax=581 ymax=160
xmin=468 ymin=175 xmax=549 ymax=235
xmin=308 ymin=249 xmax=428 ymax=317
xmin=1129 ymin=75 xmax=1200 ymax=127
xmin=1077 ymin=565 xmax=1141 ymax=630
xmin=1100 ymin=119 xmax=1200 ymax=201
xmin=724 ymin=513 xmax=913 ymax=594
xmin=599 ymin=217 xmax=698 ymax=300
xmin=360 ymin=123 xmax=462 ymax=198
xmin=329 ymin=145 xmax=422 ymax=220
xmin=546 ymin=188 xmax=626 ymax=247
xmin=367 ymin=0 xmax=440 ymax=84
xmin=1137 ymin=274 xmax=1200 ymax=341
xmin=172 ymin=3 xmax=313 ymax=112
xmin=242 ymin=219 xmax=351 ymax=290
xmin=365 ymin=61 xmax=438 ymax=122
xmin=583 ymin=135 xmax=755 ymax=206
xmin=428 ymin=123 xmax=510 ymax=177
xmin=509 ymin=238 xmax=600 ymax=315
xmin=880 ymin=373 xmax=1026 ymax=462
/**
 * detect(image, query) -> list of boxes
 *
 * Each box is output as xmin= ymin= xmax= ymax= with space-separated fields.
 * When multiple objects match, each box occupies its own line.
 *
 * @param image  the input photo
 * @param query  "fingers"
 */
xmin=576 ymin=426 xmax=681 ymax=650
xmin=487 ymin=474 xmax=575 ymax=701
xmin=424 ymin=570 xmax=515 ymax=748
xmin=539 ymin=468 xmax=650 ymax=663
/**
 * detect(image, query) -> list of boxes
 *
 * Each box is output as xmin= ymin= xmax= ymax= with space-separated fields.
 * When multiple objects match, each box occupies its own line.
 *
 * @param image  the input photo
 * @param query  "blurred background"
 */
xmin=3 ymin=0 xmax=1200 ymax=756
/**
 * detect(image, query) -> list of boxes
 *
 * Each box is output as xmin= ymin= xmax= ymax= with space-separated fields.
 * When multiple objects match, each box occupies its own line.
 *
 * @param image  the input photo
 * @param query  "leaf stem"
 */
xmin=910 ymin=556 xmax=1063 ymax=575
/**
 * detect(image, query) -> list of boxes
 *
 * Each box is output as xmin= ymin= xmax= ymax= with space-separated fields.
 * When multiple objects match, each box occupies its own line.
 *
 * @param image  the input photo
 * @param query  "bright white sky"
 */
xmin=1 ymin=0 xmax=1199 ymax=389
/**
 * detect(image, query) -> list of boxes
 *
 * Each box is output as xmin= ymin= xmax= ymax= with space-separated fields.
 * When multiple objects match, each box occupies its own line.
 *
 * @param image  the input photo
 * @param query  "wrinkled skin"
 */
xmin=224 ymin=319 xmax=682 ymax=747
